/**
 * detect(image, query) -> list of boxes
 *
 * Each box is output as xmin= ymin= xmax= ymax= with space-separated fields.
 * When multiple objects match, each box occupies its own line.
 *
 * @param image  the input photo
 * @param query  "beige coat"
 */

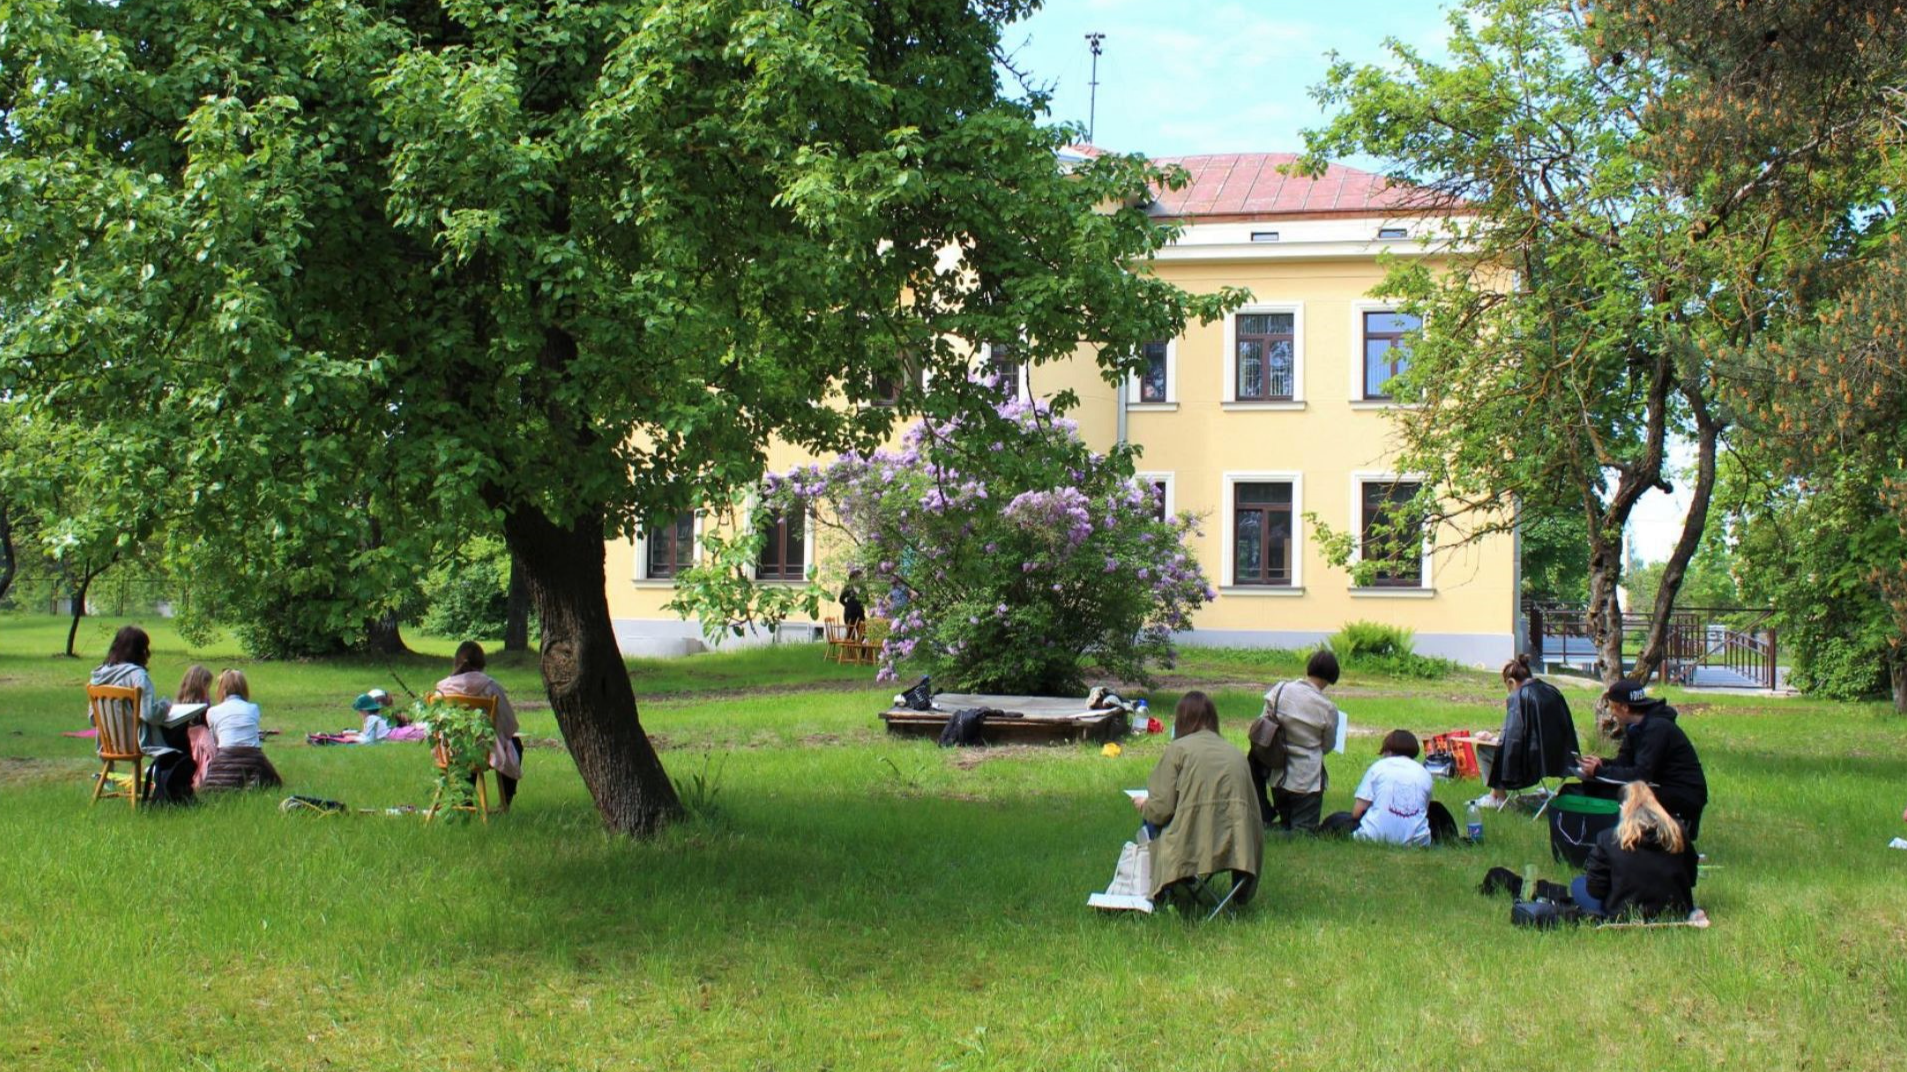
xmin=1141 ymin=730 xmax=1264 ymax=897
xmin=435 ymin=671 xmax=523 ymax=781
xmin=1259 ymin=678 xmax=1338 ymax=794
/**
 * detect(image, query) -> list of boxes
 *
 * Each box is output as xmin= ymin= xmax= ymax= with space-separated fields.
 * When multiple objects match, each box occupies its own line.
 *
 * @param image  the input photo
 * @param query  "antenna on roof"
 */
xmin=1084 ymin=32 xmax=1106 ymax=145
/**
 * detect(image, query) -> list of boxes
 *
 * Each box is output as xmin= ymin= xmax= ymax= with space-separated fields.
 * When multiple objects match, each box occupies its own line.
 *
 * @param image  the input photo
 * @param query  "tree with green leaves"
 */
xmin=1299 ymin=0 xmax=1904 ymax=685
xmin=1 ymin=1 xmax=1230 ymax=833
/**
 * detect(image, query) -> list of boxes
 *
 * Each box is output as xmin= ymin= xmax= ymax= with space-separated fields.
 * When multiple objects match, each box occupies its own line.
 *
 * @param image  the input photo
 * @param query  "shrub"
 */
xmin=1788 ymin=635 xmax=1890 ymax=701
xmin=1329 ymin=620 xmax=1416 ymax=659
xmin=1325 ymin=621 xmax=1453 ymax=679
xmin=673 ymin=393 xmax=1215 ymax=694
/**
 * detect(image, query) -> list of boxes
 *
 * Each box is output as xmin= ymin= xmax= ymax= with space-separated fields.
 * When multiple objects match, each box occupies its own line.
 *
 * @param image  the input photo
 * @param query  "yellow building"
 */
xmin=606 ymin=152 xmax=1519 ymax=666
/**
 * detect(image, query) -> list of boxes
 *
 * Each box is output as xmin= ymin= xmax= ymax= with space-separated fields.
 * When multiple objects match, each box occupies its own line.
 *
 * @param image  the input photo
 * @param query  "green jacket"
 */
xmin=1141 ymin=730 xmax=1264 ymax=898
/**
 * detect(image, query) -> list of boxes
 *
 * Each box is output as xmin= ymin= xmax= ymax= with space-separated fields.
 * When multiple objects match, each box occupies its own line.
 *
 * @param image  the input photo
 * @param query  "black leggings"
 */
xmin=497 ymin=736 xmax=524 ymax=805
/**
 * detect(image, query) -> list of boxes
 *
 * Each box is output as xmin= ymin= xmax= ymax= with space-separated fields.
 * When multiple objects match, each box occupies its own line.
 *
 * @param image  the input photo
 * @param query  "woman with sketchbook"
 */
xmin=1133 ymin=691 xmax=1263 ymax=910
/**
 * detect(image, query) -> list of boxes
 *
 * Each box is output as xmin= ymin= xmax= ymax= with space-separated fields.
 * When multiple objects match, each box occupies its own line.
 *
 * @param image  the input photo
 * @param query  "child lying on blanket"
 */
xmin=308 ymin=690 xmax=421 ymax=745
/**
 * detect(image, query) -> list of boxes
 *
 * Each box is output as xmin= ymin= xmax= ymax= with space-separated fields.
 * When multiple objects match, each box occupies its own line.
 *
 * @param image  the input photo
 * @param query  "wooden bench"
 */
xmin=880 ymin=693 xmax=1131 ymax=744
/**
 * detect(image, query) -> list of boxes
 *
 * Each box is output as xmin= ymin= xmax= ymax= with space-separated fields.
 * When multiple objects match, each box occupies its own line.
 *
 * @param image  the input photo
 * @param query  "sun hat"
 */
xmin=352 ymin=692 xmax=383 ymax=713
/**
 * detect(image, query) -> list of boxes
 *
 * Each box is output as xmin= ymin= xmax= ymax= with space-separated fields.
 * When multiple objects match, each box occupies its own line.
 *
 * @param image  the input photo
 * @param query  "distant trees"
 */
xmin=1301 ymin=0 xmax=1907 ymax=687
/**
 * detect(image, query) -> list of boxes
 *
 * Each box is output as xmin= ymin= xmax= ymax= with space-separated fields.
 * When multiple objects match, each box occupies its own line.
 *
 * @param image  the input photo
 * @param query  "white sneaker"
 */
xmin=1466 ymin=794 xmax=1504 ymax=810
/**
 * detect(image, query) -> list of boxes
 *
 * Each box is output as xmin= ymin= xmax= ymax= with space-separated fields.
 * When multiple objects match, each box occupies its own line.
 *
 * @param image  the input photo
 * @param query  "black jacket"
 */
xmin=1583 ymin=826 xmax=1697 ymax=919
xmin=1599 ymin=706 xmax=1707 ymax=808
xmin=1488 ymin=679 xmax=1579 ymax=791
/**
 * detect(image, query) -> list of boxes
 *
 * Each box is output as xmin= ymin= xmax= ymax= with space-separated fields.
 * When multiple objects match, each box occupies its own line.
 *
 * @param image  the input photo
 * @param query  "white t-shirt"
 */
xmin=1353 ymin=755 xmax=1434 ymax=847
xmin=206 ymin=698 xmax=263 ymax=749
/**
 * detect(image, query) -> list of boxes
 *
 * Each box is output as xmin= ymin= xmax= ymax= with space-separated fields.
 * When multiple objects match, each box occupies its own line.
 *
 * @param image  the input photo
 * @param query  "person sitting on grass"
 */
xmin=436 ymin=642 xmax=523 ymax=808
xmin=1579 ymin=678 xmax=1708 ymax=842
xmin=351 ymin=690 xmax=397 ymax=744
xmin=1133 ymin=691 xmax=1263 ymax=910
xmin=1570 ymin=781 xmax=1700 ymax=922
xmin=176 ymin=664 xmax=218 ymax=790
xmin=200 ymin=669 xmax=283 ymax=791
xmin=1321 ymin=729 xmax=1454 ymax=846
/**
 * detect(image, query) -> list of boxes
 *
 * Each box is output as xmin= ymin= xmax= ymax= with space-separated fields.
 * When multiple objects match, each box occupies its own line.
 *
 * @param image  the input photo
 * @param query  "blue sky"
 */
xmin=1003 ymin=0 xmax=1453 ymax=159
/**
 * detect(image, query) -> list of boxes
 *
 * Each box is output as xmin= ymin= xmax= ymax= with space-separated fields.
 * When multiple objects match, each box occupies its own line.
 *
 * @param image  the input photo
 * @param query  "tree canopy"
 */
xmin=1 ymin=0 xmax=1233 ymax=832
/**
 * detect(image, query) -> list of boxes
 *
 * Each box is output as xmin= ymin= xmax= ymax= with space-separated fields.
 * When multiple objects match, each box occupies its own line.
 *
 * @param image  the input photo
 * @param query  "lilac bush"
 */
xmin=755 ymin=396 xmax=1213 ymax=693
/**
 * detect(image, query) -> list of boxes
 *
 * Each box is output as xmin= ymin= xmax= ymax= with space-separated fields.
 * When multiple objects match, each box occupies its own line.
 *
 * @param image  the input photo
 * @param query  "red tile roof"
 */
xmin=1145 ymin=153 xmax=1430 ymax=220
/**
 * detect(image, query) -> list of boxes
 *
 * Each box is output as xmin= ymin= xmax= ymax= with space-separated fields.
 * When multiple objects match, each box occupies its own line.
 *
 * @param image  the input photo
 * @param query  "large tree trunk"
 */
xmin=363 ymin=612 xmax=411 ymax=656
xmin=1890 ymin=646 xmax=1907 ymax=714
xmin=503 ymin=505 xmax=680 ymax=834
xmin=1632 ymin=411 xmax=1724 ymax=684
xmin=503 ymin=551 xmax=532 ymax=652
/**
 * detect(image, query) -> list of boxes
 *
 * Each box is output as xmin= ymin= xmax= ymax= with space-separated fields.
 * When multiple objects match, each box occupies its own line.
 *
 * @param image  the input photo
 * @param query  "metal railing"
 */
xmin=1524 ymin=600 xmax=1779 ymax=690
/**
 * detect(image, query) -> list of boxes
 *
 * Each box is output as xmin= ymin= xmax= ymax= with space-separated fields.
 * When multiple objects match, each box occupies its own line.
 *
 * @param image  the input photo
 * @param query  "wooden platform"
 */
xmin=880 ymin=693 xmax=1131 ymax=744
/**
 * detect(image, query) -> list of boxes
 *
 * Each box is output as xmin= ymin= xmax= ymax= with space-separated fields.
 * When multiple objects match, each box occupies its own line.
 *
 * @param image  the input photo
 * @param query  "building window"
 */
xmin=1363 ymin=311 xmax=1420 ymax=400
xmin=1149 ymin=480 xmax=1169 ymax=521
xmin=1233 ymin=482 xmax=1294 ymax=586
xmin=756 ymin=509 xmax=807 ymax=582
xmin=1138 ymin=340 xmax=1169 ymax=403
xmin=871 ymin=354 xmax=922 ymax=408
xmin=644 ymin=513 xmax=696 ymax=579
xmin=1235 ymin=313 xmax=1295 ymax=401
xmin=1360 ymin=480 xmax=1425 ymax=587
xmin=1377 ymin=226 xmax=1409 ymax=239
xmin=984 ymin=341 xmax=1021 ymax=395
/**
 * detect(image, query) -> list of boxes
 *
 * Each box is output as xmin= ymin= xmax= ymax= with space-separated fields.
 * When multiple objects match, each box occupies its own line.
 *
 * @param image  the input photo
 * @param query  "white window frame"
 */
xmin=1135 ymin=471 xmax=1176 ymax=520
xmin=1348 ymin=471 xmax=1435 ymax=594
xmin=1221 ymin=302 xmax=1306 ymax=410
xmin=1220 ymin=470 xmax=1305 ymax=593
xmin=633 ymin=511 xmax=703 ymax=585
xmin=1349 ymin=301 xmax=1422 ymax=408
xmin=1126 ymin=338 xmax=1178 ymax=409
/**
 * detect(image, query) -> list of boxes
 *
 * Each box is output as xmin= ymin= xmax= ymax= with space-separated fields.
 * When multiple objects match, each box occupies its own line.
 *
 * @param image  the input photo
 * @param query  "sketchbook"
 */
xmin=161 ymin=702 xmax=207 ymax=728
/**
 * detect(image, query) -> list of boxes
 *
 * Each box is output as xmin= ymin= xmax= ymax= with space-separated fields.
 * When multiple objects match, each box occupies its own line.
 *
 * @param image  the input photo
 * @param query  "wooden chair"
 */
xmin=822 ymin=617 xmax=848 ymax=663
xmin=424 ymin=692 xmax=501 ymax=824
xmin=86 ymin=684 xmax=146 ymax=811
xmin=847 ymin=618 xmax=890 ymax=667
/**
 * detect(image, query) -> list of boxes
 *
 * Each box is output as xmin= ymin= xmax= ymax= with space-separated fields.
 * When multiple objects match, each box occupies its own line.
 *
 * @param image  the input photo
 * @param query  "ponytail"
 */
xmin=1502 ymin=652 xmax=1534 ymax=685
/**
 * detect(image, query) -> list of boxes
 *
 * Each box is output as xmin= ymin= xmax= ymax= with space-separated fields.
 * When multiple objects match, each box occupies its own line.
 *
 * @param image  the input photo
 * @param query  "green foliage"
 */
xmin=412 ymin=696 xmax=498 ymax=819
xmin=1519 ymin=509 xmax=1590 ymax=602
xmin=0 ymin=0 xmax=1242 ymax=825
xmin=669 ymin=753 xmax=729 ymax=826
xmin=1625 ymin=517 xmax=1741 ymax=612
xmin=1298 ymin=0 xmax=1903 ymax=674
xmin=1328 ymin=620 xmax=1416 ymax=660
xmin=1326 ymin=620 xmax=1453 ymax=680
xmin=422 ymin=538 xmax=514 ymax=643
xmin=1727 ymin=454 xmax=1904 ymax=704
xmin=665 ymin=495 xmax=822 ymax=645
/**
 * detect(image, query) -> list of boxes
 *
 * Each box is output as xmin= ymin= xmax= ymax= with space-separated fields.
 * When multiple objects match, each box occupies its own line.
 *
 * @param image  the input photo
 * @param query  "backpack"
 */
xmin=142 ymin=751 xmax=196 ymax=807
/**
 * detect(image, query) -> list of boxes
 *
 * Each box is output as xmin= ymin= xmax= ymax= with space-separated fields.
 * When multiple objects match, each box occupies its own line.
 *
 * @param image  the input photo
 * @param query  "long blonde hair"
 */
xmin=1616 ymin=781 xmax=1686 ymax=854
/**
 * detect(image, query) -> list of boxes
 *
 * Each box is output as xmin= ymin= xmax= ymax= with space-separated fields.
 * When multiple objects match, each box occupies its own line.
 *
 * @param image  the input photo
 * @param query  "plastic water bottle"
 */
xmin=1466 ymin=802 xmax=1484 ymax=844
xmin=1133 ymin=699 xmax=1148 ymax=735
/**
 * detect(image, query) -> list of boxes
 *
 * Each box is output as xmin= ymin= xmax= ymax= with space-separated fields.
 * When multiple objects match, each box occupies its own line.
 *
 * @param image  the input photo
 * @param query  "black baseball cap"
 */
xmin=1602 ymin=678 xmax=1661 ymax=709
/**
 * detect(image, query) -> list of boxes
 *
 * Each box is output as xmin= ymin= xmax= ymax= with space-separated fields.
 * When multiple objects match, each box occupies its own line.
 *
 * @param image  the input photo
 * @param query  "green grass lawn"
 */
xmin=2 ymin=614 xmax=1904 ymax=1070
